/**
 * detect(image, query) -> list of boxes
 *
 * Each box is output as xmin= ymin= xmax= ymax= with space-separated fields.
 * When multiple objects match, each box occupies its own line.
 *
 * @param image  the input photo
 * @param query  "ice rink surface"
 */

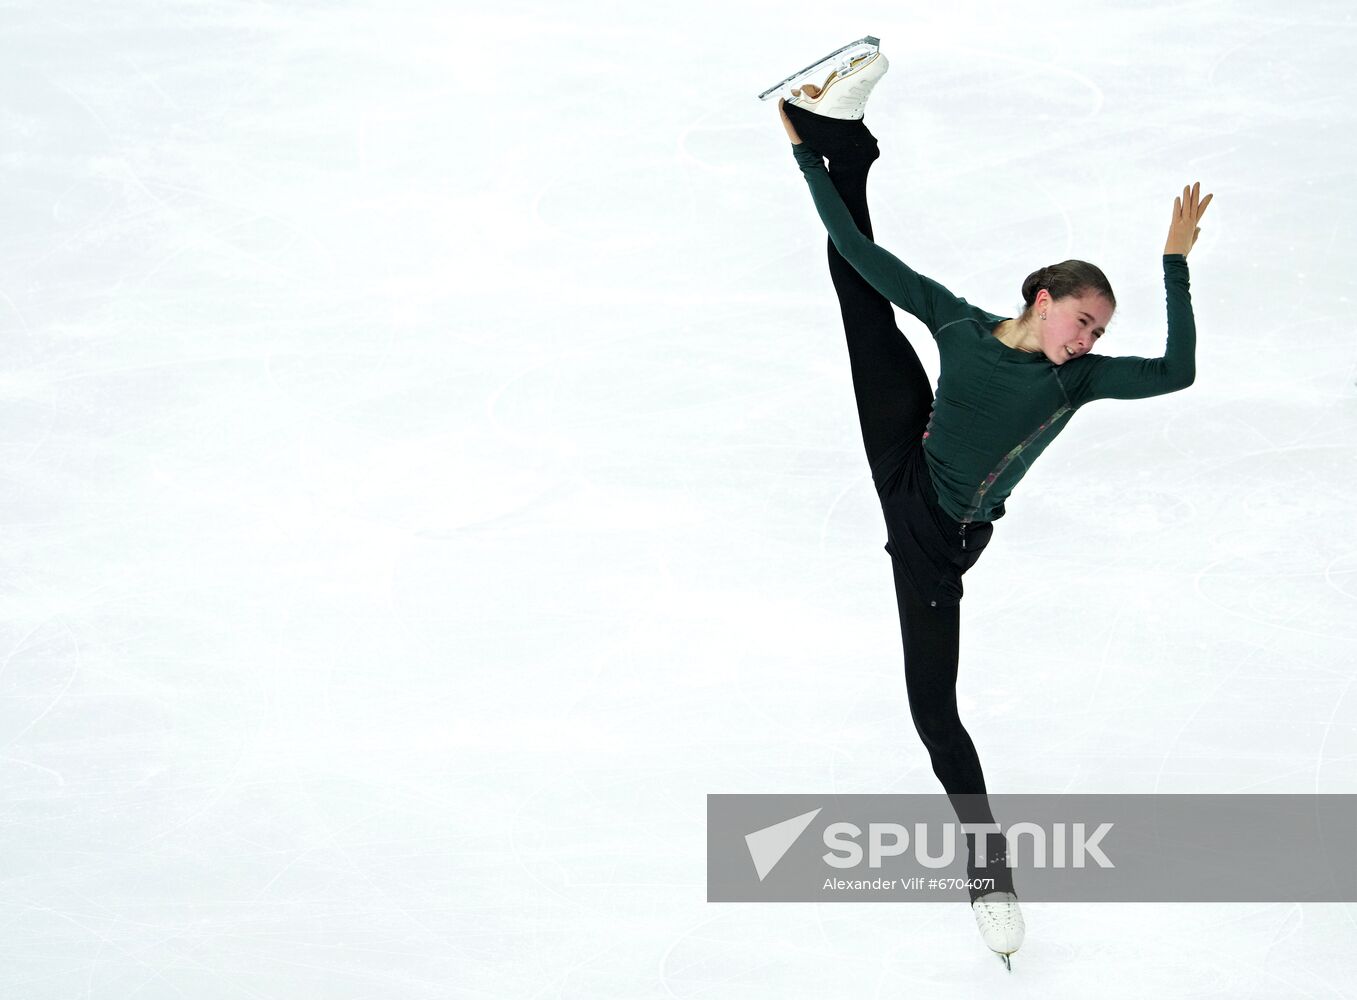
xmin=1 ymin=0 xmax=1354 ymax=996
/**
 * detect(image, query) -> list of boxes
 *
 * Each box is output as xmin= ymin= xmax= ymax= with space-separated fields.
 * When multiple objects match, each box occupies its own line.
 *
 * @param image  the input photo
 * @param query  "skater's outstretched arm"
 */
xmin=789 ymin=142 xmax=966 ymax=337
xmin=1065 ymin=182 xmax=1212 ymax=403
xmin=1065 ymin=254 xmax=1196 ymax=402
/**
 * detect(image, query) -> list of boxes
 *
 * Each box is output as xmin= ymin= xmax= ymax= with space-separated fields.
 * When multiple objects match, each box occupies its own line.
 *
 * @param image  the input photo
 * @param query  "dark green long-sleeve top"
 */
xmin=791 ymin=142 xmax=1197 ymax=523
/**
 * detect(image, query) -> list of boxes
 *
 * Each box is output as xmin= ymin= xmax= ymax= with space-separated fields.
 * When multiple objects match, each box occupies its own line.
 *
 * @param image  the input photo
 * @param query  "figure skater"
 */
xmin=766 ymin=38 xmax=1212 ymax=969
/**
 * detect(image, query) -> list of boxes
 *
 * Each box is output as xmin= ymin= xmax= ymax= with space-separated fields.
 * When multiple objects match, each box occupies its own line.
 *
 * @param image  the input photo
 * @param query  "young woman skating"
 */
xmin=764 ymin=37 xmax=1213 ymax=969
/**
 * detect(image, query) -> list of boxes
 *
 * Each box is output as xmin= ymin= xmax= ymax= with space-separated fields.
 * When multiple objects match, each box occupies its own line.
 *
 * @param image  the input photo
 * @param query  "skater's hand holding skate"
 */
xmin=1164 ymin=181 xmax=1213 ymax=257
xmin=777 ymin=97 xmax=804 ymax=145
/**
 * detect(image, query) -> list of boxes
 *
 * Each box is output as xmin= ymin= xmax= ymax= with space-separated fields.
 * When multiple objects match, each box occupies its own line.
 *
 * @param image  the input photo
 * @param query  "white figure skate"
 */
xmin=971 ymin=891 xmax=1025 ymax=971
xmin=757 ymin=36 xmax=889 ymax=120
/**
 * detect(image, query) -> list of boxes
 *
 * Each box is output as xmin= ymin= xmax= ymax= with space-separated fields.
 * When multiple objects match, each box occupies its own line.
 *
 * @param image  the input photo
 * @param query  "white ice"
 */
xmin=1 ymin=1 xmax=1354 ymax=997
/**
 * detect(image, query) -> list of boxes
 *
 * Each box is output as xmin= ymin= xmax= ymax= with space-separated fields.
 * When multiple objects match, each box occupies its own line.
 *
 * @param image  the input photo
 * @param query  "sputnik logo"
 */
xmin=745 ymin=808 xmax=822 ymax=881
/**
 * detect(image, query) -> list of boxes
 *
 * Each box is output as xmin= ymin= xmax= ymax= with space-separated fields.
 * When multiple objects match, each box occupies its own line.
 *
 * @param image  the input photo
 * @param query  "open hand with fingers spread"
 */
xmin=1165 ymin=181 xmax=1213 ymax=257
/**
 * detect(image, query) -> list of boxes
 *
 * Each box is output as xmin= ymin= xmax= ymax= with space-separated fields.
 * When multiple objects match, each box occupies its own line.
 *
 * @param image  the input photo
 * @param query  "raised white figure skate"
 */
xmin=971 ymin=891 xmax=1025 ymax=971
xmin=757 ymin=36 xmax=889 ymax=120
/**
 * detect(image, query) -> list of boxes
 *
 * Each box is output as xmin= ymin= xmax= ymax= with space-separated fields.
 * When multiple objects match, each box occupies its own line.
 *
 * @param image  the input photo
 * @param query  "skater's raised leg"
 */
xmin=782 ymin=98 xmax=934 ymax=469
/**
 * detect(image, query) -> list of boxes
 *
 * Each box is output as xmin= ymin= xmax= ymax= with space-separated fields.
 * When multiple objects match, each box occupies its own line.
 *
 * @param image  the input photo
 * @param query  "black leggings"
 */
xmin=784 ymin=102 xmax=1012 ymax=897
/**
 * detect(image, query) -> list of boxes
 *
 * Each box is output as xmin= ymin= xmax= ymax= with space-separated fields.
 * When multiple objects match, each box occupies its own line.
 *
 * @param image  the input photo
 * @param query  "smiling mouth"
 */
xmin=1064 ymin=346 xmax=1076 ymax=357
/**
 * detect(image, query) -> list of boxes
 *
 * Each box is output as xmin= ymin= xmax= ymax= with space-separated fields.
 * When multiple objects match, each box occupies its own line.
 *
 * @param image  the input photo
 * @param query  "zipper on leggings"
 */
xmin=959 ymin=523 xmax=968 ymax=551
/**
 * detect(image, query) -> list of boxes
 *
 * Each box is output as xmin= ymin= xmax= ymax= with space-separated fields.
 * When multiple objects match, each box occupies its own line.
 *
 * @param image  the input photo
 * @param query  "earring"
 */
xmin=1040 ymin=312 xmax=1047 ymax=319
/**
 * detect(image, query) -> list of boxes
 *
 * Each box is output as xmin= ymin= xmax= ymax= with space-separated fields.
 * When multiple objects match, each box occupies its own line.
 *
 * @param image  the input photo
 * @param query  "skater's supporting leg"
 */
xmin=888 ymin=554 xmax=1014 ymax=899
xmin=783 ymin=101 xmax=933 ymax=467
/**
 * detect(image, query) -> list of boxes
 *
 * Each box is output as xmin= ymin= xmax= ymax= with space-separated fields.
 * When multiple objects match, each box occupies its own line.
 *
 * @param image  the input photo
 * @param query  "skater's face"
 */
xmin=1036 ymin=291 xmax=1113 ymax=365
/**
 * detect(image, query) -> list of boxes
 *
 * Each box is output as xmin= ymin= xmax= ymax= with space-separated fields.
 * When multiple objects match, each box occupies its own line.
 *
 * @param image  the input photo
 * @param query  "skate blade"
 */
xmin=756 ymin=35 xmax=879 ymax=101
xmin=998 ymin=953 xmax=1012 ymax=972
